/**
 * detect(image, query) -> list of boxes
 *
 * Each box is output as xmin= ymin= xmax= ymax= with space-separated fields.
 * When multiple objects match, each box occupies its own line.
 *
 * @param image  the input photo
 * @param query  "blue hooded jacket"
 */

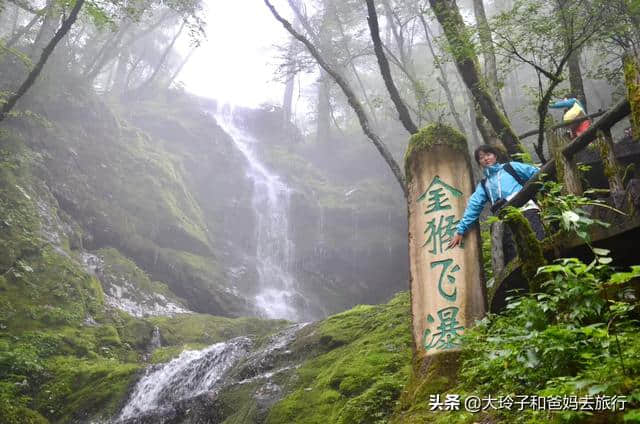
xmin=455 ymin=162 xmax=539 ymax=235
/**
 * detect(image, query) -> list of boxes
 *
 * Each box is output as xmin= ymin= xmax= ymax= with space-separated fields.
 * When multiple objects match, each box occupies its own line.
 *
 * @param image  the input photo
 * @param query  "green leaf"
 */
xmin=609 ymin=266 xmax=640 ymax=285
xmin=592 ymin=248 xmax=610 ymax=256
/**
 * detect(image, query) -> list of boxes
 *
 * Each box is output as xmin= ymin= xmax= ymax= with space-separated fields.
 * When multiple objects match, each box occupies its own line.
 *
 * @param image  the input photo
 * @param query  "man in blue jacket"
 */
xmin=448 ymin=145 xmax=544 ymax=261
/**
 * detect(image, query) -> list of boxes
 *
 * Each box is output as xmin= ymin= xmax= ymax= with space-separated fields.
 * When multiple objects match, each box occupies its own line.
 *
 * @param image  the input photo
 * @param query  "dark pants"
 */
xmin=503 ymin=209 xmax=545 ymax=264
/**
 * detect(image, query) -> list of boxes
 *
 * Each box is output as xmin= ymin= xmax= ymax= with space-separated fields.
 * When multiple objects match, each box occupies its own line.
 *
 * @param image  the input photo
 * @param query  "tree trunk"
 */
xmin=316 ymin=74 xmax=331 ymax=144
xmin=282 ymin=34 xmax=297 ymax=125
xmin=137 ymin=19 xmax=186 ymax=90
xmin=429 ymin=0 xmax=524 ymax=157
xmin=548 ymin=128 xmax=582 ymax=195
xmin=30 ymin=0 xmax=59 ymax=59
xmin=330 ymin=0 xmax=380 ymax=127
xmin=283 ymin=74 xmax=295 ymax=125
xmin=1 ymin=0 xmax=85 ymax=122
xmin=567 ymin=48 xmax=587 ymax=111
xmin=623 ymin=51 xmax=640 ymax=140
xmin=166 ymin=46 xmax=196 ymax=89
xmin=366 ymin=0 xmax=417 ymax=134
xmin=111 ymin=49 xmax=129 ymax=93
xmin=264 ymin=0 xmax=407 ymax=197
xmin=596 ymin=129 xmax=624 ymax=205
xmin=557 ymin=0 xmax=587 ymax=111
xmin=472 ymin=0 xmax=506 ymax=115
xmin=5 ymin=11 xmax=42 ymax=49
xmin=84 ymin=22 xmax=130 ymax=81
xmin=419 ymin=13 xmax=466 ymax=134
xmin=456 ymin=71 xmax=501 ymax=148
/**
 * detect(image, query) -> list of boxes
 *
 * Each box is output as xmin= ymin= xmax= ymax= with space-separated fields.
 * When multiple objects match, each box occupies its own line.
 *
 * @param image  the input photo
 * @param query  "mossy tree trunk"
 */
xmin=428 ymin=0 xmax=524 ymax=158
xmin=548 ymin=128 xmax=583 ymax=195
xmin=498 ymin=207 xmax=546 ymax=291
xmin=596 ymin=129 xmax=625 ymax=208
xmin=568 ymin=48 xmax=587 ymax=111
xmin=624 ymin=51 xmax=640 ymax=141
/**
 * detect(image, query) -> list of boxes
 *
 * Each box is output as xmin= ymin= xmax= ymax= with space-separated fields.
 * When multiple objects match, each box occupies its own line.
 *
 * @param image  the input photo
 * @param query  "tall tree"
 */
xmin=365 ymin=0 xmax=418 ymax=134
xmin=428 ymin=0 xmax=525 ymax=157
xmin=1 ymin=0 xmax=85 ymax=122
xmin=558 ymin=0 xmax=587 ymax=110
xmin=264 ymin=0 xmax=407 ymax=197
xmin=491 ymin=0 xmax=604 ymax=160
xmin=472 ymin=0 xmax=507 ymax=114
xmin=417 ymin=8 xmax=467 ymax=134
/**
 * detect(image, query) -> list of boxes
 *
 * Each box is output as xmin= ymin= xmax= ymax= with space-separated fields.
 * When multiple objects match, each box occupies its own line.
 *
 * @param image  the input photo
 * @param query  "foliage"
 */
xmin=458 ymin=253 xmax=640 ymax=422
xmin=393 ymin=253 xmax=640 ymax=423
xmin=537 ymin=179 xmax=618 ymax=244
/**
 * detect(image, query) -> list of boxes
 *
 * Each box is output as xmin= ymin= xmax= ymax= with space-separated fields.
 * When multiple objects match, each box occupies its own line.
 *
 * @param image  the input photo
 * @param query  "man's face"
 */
xmin=477 ymin=151 xmax=497 ymax=167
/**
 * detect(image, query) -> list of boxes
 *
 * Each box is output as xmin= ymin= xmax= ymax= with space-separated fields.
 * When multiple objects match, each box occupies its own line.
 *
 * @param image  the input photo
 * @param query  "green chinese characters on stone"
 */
xmin=418 ymin=176 xmax=463 ymax=254
xmin=423 ymin=214 xmax=459 ymax=254
xmin=417 ymin=176 xmax=463 ymax=215
xmin=430 ymin=258 xmax=460 ymax=302
xmin=421 ymin=306 xmax=464 ymax=352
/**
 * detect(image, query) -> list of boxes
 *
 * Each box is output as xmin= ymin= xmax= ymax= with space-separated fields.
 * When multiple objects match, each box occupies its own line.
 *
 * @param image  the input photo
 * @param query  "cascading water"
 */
xmin=118 ymin=337 xmax=252 ymax=421
xmin=214 ymin=106 xmax=306 ymax=321
xmin=117 ymin=324 xmax=308 ymax=422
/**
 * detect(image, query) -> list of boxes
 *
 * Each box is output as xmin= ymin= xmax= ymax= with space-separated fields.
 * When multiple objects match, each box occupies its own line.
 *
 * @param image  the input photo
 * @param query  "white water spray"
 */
xmin=118 ymin=337 xmax=251 ymax=420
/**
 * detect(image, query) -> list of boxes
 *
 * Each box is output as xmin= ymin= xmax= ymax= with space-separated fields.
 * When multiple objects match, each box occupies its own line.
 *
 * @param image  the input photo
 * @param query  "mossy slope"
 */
xmin=266 ymin=292 xmax=412 ymax=424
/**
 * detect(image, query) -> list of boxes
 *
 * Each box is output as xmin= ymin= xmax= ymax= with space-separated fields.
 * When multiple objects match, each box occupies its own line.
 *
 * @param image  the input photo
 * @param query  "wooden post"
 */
xmin=548 ymin=128 xmax=583 ymax=195
xmin=405 ymin=124 xmax=486 ymax=364
xmin=596 ymin=129 xmax=625 ymax=208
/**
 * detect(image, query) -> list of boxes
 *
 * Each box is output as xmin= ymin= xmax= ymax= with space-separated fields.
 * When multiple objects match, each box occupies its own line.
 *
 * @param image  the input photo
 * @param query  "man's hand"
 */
xmin=448 ymin=233 xmax=463 ymax=249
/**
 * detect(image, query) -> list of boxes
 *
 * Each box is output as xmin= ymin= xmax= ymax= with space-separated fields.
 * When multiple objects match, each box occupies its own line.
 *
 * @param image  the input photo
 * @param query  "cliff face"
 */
xmin=5 ymin=79 xmax=407 ymax=318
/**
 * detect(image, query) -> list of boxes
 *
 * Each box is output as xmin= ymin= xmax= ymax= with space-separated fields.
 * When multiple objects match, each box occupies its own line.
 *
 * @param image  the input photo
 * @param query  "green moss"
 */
xmin=499 ymin=207 xmax=546 ymax=290
xmin=624 ymin=53 xmax=640 ymax=140
xmin=267 ymin=292 xmax=412 ymax=424
xmin=0 ymin=381 xmax=48 ymax=424
xmin=149 ymin=343 xmax=208 ymax=363
xmin=33 ymin=356 xmax=140 ymax=422
xmin=149 ymin=314 xmax=286 ymax=351
xmin=480 ymin=226 xmax=493 ymax=282
xmin=404 ymin=123 xmax=467 ymax=183
xmin=391 ymin=353 xmax=465 ymax=423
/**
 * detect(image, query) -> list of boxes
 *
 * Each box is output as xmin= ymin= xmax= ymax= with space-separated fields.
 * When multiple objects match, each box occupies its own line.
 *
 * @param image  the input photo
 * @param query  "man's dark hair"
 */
xmin=474 ymin=144 xmax=506 ymax=163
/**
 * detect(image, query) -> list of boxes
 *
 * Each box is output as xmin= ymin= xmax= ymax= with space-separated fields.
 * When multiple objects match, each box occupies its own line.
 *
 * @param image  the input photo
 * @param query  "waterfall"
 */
xmin=213 ymin=106 xmax=306 ymax=321
xmin=118 ymin=337 xmax=252 ymax=421
xmin=117 ymin=324 xmax=308 ymax=422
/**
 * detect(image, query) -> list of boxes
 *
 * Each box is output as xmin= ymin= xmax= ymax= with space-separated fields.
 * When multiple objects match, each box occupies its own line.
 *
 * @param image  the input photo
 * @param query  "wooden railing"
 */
xmin=506 ymin=98 xmax=630 ymax=209
xmin=490 ymin=98 xmax=632 ymax=278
